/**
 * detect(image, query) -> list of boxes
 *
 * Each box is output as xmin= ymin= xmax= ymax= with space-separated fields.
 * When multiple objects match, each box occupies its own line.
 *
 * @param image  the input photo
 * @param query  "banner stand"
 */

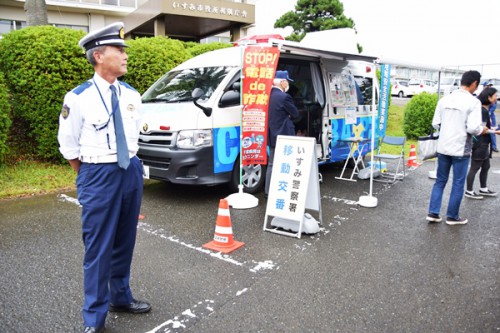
xmin=228 ymin=45 xmax=279 ymax=209
xmin=226 ymin=184 xmax=259 ymax=209
xmin=358 ymin=59 xmax=382 ymax=208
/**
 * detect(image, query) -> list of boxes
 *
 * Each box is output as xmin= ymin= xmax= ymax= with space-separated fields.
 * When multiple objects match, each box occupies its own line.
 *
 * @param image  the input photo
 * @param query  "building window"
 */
xmin=0 ymin=20 xmax=27 ymax=37
xmin=54 ymin=24 xmax=89 ymax=32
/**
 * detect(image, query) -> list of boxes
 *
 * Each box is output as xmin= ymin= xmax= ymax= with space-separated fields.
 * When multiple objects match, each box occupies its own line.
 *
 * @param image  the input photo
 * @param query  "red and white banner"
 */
xmin=241 ymin=46 xmax=280 ymax=165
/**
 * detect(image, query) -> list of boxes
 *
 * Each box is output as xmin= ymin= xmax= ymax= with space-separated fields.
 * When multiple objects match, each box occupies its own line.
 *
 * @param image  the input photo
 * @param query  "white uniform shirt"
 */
xmin=58 ymin=73 xmax=142 ymax=160
xmin=432 ymin=88 xmax=483 ymax=157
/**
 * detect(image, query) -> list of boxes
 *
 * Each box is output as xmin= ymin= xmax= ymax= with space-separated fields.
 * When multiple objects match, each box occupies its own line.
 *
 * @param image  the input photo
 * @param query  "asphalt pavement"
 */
xmin=0 ymin=155 xmax=499 ymax=333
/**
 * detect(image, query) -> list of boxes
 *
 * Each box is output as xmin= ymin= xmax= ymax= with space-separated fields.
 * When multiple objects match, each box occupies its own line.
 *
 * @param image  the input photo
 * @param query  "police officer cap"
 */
xmin=275 ymin=70 xmax=293 ymax=82
xmin=79 ymin=22 xmax=128 ymax=52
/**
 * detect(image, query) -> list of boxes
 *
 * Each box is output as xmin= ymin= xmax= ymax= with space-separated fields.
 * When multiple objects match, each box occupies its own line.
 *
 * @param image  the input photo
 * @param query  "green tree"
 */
xmin=274 ymin=0 xmax=361 ymax=52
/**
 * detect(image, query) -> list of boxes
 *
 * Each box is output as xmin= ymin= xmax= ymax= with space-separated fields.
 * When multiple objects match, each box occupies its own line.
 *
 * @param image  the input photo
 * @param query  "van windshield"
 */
xmin=142 ymin=66 xmax=232 ymax=103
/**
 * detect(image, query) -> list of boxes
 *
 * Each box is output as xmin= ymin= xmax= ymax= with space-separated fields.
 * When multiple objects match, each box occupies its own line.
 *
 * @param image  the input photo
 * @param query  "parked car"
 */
xmin=407 ymin=79 xmax=437 ymax=96
xmin=391 ymin=78 xmax=410 ymax=97
xmin=438 ymin=77 xmax=460 ymax=96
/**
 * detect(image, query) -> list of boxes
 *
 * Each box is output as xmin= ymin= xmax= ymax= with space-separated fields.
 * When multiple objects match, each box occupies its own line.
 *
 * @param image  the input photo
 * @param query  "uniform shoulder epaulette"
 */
xmin=118 ymin=80 xmax=138 ymax=93
xmin=72 ymin=81 xmax=94 ymax=95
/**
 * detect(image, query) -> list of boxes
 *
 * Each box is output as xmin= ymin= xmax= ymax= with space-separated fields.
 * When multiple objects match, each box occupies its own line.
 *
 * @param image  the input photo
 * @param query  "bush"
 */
xmin=185 ymin=41 xmax=233 ymax=58
xmin=123 ymin=36 xmax=191 ymax=94
xmin=403 ymin=92 xmax=438 ymax=139
xmin=0 ymin=26 xmax=92 ymax=161
xmin=0 ymin=72 xmax=12 ymax=163
xmin=0 ymin=26 xmax=234 ymax=162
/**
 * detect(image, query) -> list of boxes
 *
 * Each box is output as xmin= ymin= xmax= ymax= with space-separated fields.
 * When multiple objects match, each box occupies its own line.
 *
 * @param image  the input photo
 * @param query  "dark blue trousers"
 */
xmin=76 ymin=156 xmax=143 ymax=327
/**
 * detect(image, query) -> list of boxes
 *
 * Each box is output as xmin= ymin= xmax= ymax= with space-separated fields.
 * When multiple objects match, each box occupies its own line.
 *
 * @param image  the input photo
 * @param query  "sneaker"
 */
xmin=446 ymin=217 xmax=468 ymax=225
xmin=464 ymin=191 xmax=483 ymax=199
xmin=426 ymin=213 xmax=442 ymax=223
xmin=478 ymin=189 xmax=498 ymax=197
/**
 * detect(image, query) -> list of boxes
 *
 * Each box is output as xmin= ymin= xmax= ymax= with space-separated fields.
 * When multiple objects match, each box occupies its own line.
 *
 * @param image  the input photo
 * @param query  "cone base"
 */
xmin=202 ymin=240 xmax=245 ymax=254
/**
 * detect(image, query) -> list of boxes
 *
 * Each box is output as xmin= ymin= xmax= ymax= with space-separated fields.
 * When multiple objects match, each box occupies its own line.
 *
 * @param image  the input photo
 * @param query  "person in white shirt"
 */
xmin=426 ymin=70 xmax=489 ymax=225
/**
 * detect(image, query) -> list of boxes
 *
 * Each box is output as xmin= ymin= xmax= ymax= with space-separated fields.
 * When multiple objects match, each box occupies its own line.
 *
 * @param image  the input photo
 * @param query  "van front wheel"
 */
xmin=229 ymin=162 xmax=266 ymax=194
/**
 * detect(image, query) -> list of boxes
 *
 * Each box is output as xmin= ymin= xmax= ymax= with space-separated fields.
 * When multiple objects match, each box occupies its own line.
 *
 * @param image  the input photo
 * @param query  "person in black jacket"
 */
xmin=465 ymin=87 xmax=499 ymax=199
xmin=265 ymin=70 xmax=299 ymax=196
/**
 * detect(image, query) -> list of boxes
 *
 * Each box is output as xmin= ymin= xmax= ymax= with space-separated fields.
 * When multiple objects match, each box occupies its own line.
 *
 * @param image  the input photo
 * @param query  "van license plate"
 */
xmin=143 ymin=165 xmax=150 ymax=179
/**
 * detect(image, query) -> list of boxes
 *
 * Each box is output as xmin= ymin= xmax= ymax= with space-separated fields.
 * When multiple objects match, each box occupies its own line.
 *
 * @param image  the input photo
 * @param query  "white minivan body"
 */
xmin=138 ymin=36 xmax=382 ymax=193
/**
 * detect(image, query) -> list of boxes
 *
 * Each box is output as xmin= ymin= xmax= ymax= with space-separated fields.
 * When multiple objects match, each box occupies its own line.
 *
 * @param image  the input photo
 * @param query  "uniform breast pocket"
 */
xmin=86 ymin=115 xmax=110 ymax=145
xmin=122 ymin=109 xmax=140 ymax=140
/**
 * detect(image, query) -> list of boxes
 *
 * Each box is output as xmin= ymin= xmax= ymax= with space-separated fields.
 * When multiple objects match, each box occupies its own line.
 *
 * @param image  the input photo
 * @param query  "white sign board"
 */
xmin=263 ymin=135 xmax=322 ymax=238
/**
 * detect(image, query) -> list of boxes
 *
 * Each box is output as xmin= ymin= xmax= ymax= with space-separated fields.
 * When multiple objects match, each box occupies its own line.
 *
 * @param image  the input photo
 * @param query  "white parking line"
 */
xmin=144 ymin=299 xmax=215 ymax=333
xmin=138 ymin=222 xmax=277 ymax=273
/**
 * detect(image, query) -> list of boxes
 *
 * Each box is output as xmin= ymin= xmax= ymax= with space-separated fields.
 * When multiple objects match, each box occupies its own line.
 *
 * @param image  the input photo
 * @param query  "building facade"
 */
xmin=0 ymin=0 xmax=255 ymax=42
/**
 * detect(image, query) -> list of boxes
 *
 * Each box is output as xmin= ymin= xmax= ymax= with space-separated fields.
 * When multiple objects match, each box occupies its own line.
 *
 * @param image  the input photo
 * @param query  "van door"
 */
xmin=276 ymin=57 xmax=326 ymax=157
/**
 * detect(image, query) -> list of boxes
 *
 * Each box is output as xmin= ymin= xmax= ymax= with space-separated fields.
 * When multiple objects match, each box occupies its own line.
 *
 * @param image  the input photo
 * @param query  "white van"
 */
xmin=438 ymin=77 xmax=460 ymax=96
xmin=138 ymin=36 xmax=382 ymax=193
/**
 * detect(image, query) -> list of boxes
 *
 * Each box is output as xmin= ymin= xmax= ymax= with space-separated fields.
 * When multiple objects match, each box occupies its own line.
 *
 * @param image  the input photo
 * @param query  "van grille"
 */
xmin=139 ymin=131 xmax=176 ymax=147
xmin=138 ymin=155 xmax=171 ymax=170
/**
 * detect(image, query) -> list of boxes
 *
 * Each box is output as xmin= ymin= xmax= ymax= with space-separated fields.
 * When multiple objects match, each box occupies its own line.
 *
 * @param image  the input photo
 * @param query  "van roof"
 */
xmin=173 ymin=35 xmax=378 ymax=72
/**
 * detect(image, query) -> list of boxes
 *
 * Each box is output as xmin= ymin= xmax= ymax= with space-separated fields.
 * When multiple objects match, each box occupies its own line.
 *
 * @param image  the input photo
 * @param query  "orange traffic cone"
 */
xmin=407 ymin=144 xmax=421 ymax=168
xmin=203 ymin=199 xmax=245 ymax=253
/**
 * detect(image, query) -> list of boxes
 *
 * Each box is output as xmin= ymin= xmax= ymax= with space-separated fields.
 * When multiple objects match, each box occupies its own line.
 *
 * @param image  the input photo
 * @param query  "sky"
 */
xmin=252 ymin=0 xmax=500 ymax=78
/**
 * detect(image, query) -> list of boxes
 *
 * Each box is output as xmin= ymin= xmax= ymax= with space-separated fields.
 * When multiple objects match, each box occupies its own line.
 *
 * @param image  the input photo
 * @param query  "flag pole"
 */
xmin=226 ymin=44 xmax=259 ymax=209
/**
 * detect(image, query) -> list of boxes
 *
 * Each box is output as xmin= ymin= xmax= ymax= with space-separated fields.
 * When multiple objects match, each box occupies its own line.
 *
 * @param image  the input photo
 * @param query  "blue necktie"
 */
xmin=110 ymin=85 xmax=130 ymax=169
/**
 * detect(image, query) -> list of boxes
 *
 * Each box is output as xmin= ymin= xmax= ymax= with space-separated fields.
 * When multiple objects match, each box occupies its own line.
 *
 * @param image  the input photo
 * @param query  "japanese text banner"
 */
xmin=241 ymin=46 xmax=280 ymax=165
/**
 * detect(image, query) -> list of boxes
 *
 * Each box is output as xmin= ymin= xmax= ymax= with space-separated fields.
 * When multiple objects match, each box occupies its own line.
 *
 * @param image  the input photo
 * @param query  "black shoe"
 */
xmin=479 ymin=189 xmax=498 ymax=197
xmin=84 ymin=327 xmax=105 ymax=333
xmin=492 ymin=148 xmax=499 ymax=153
xmin=426 ymin=213 xmax=442 ymax=223
xmin=446 ymin=217 xmax=468 ymax=225
xmin=464 ymin=191 xmax=483 ymax=199
xmin=109 ymin=299 xmax=151 ymax=314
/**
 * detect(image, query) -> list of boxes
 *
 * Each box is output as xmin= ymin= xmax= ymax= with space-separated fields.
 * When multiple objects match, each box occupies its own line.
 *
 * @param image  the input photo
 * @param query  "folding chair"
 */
xmin=373 ymin=136 xmax=406 ymax=183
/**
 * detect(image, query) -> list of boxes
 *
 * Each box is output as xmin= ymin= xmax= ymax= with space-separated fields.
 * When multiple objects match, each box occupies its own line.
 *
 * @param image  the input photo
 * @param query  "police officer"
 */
xmin=265 ymin=70 xmax=299 ymax=196
xmin=57 ymin=22 xmax=150 ymax=333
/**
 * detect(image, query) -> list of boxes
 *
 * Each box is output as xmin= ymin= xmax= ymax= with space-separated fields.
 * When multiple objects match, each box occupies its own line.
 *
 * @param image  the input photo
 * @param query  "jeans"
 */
xmin=428 ymin=153 xmax=470 ymax=220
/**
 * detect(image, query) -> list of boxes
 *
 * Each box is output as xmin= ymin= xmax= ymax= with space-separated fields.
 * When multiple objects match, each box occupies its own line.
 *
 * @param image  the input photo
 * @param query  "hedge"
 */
xmin=0 ymin=26 xmax=92 ymax=161
xmin=0 ymin=26 xmax=231 ymax=162
xmin=403 ymin=92 xmax=438 ymax=139
xmin=0 ymin=72 xmax=11 ymax=162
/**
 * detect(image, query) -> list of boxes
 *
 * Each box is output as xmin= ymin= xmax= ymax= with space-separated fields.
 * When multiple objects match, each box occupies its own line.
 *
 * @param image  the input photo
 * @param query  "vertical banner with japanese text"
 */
xmin=241 ymin=46 xmax=280 ymax=165
xmin=377 ymin=64 xmax=391 ymax=140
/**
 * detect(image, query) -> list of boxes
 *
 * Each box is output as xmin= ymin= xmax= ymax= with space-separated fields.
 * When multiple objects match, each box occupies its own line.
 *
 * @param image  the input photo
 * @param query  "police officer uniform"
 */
xmin=57 ymin=22 xmax=149 ymax=333
xmin=265 ymin=70 xmax=299 ymax=195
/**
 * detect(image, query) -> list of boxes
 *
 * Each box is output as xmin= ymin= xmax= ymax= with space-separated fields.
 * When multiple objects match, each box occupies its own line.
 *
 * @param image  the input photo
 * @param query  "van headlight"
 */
xmin=176 ymin=130 xmax=213 ymax=149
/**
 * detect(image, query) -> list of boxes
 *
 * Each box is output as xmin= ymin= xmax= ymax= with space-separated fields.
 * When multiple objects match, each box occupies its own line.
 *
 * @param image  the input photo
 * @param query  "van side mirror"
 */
xmin=219 ymin=82 xmax=241 ymax=108
xmin=192 ymin=88 xmax=212 ymax=117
